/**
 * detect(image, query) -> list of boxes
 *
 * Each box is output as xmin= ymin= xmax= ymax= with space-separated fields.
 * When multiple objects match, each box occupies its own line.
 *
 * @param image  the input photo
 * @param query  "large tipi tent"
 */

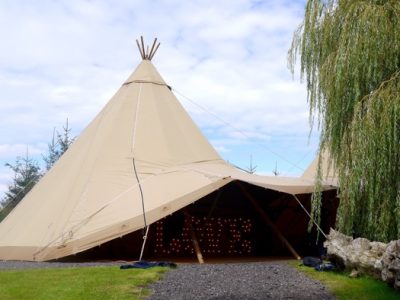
xmin=0 ymin=39 xmax=337 ymax=262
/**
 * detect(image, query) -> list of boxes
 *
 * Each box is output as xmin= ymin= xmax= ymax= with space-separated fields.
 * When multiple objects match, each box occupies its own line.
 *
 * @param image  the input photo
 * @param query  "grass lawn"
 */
xmin=0 ymin=266 xmax=167 ymax=300
xmin=291 ymin=261 xmax=400 ymax=300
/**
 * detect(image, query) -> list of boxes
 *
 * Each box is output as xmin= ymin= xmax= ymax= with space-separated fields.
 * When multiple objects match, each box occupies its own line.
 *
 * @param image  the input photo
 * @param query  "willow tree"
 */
xmin=289 ymin=0 xmax=400 ymax=242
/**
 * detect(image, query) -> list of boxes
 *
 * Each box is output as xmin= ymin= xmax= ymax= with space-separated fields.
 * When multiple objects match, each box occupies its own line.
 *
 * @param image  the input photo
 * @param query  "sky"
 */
xmin=0 ymin=0 xmax=318 ymax=200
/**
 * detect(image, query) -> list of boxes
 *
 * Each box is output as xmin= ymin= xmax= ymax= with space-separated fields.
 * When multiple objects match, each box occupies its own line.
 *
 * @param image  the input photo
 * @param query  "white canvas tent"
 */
xmin=0 ymin=40 xmax=337 ymax=261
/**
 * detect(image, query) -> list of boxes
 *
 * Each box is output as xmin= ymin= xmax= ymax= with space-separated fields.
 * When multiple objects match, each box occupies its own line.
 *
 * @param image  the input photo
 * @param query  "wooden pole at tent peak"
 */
xmin=148 ymin=38 xmax=158 ymax=59
xmin=184 ymin=209 xmax=204 ymax=264
xmin=136 ymin=37 xmax=160 ymax=60
xmin=236 ymin=182 xmax=301 ymax=260
xmin=140 ymin=36 xmax=146 ymax=59
xmin=149 ymin=42 xmax=160 ymax=60
xmin=136 ymin=39 xmax=144 ymax=59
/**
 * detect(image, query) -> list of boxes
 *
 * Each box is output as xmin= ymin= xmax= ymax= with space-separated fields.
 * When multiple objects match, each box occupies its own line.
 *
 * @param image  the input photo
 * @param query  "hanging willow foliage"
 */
xmin=289 ymin=0 xmax=400 ymax=242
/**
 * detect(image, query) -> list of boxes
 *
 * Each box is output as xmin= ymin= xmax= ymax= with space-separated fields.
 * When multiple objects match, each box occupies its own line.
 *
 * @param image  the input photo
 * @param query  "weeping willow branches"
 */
xmin=289 ymin=0 xmax=400 ymax=241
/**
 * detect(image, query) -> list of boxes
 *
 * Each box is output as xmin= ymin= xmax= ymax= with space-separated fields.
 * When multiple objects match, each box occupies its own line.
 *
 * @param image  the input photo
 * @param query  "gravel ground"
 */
xmin=0 ymin=260 xmax=335 ymax=299
xmin=148 ymin=262 xmax=335 ymax=300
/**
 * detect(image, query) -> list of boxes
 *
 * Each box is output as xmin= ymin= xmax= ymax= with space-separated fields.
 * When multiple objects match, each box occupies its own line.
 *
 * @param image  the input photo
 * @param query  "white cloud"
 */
xmin=0 ymin=144 xmax=44 ymax=158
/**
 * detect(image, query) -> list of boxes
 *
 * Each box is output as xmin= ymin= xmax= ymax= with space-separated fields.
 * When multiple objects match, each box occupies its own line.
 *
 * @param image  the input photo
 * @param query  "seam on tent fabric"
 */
xmin=129 ymin=158 xmax=224 ymax=170
xmin=132 ymin=83 xmax=143 ymax=150
xmin=187 ymin=159 xmax=225 ymax=165
xmin=130 ymin=82 xmax=147 ymax=226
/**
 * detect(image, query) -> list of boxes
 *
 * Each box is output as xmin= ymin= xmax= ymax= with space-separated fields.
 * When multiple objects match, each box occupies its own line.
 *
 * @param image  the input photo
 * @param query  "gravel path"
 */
xmin=148 ymin=262 xmax=335 ymax=300
xmin=0 ymin=260 xmax=335 ymax=299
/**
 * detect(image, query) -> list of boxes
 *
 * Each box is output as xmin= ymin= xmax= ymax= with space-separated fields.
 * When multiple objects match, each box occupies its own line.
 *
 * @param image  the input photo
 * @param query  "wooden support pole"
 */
xmin=150 ymin=43 xmax=160 ymax=60
xmin=236 ymin=182 xmax=301 ymax=260
xmin=140 ymin=36 xmax=146 ymax=59
xmin=207 ymin=188 xmax=223 ymax=218
xmin=148 ymin=38 xmax=158 ymax=59
xmin=136 ymin=39 xmax=144 ymax=59
xmin=184 ymin=210 xmax=204 ymax=264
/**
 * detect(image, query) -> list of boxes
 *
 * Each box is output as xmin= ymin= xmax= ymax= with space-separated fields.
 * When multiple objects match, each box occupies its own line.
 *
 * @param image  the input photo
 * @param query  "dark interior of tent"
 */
xmin=64 ymin=181 xmax=339 ymax=262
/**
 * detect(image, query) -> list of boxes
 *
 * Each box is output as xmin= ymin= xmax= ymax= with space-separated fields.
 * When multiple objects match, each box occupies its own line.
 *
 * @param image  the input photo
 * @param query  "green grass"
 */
xmin=0 ymin=266 xmax=167 ymax=300
xmin=291 ymin=261 xmax=400 ymax=300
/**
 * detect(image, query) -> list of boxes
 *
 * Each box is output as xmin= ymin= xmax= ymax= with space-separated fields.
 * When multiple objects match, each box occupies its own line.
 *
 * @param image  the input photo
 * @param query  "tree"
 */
xmin=56 ymin=118 xmax=74 ymax=156
xmin=43 ymin=119 xmax=75 ymax=171
xmin=289 ymin=0 xmax=400 ymax=241
xmin=0 ymin=153 xmax=42 ymax=221
xmin=43 ymin=128 xmax=59 ymax=171
xmin=1 ymin=119 xmax=75 ymax=221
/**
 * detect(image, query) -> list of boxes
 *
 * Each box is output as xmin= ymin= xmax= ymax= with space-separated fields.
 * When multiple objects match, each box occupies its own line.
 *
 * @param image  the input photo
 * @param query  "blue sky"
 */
xmin=0 ymin=0 xmax=317 ymax=199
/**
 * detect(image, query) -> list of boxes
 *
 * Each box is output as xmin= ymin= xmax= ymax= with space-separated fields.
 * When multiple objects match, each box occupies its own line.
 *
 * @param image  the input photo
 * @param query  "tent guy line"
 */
xmin=282 ymin=150 xmax=315 ymax=177
xmin=293 ymin=194 xmax=327 ymax=239
xmin=172 ymin=87 xmax=307 ymax=173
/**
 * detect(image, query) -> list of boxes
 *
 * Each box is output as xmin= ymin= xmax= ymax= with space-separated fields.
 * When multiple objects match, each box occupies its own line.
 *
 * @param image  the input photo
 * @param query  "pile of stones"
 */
xmin=324 ymin=229 xmax=400 ymax=289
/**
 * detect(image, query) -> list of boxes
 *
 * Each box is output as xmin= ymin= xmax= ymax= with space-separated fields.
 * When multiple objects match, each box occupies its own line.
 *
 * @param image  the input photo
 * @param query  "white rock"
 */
xmin=324 ymin=229 xmax=400 ymax=289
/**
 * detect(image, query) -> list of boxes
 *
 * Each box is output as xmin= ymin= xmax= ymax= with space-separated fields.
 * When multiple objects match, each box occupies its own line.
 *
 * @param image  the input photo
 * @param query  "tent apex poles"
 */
xmin=136 ymin=37 xmax=160 ymax=60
